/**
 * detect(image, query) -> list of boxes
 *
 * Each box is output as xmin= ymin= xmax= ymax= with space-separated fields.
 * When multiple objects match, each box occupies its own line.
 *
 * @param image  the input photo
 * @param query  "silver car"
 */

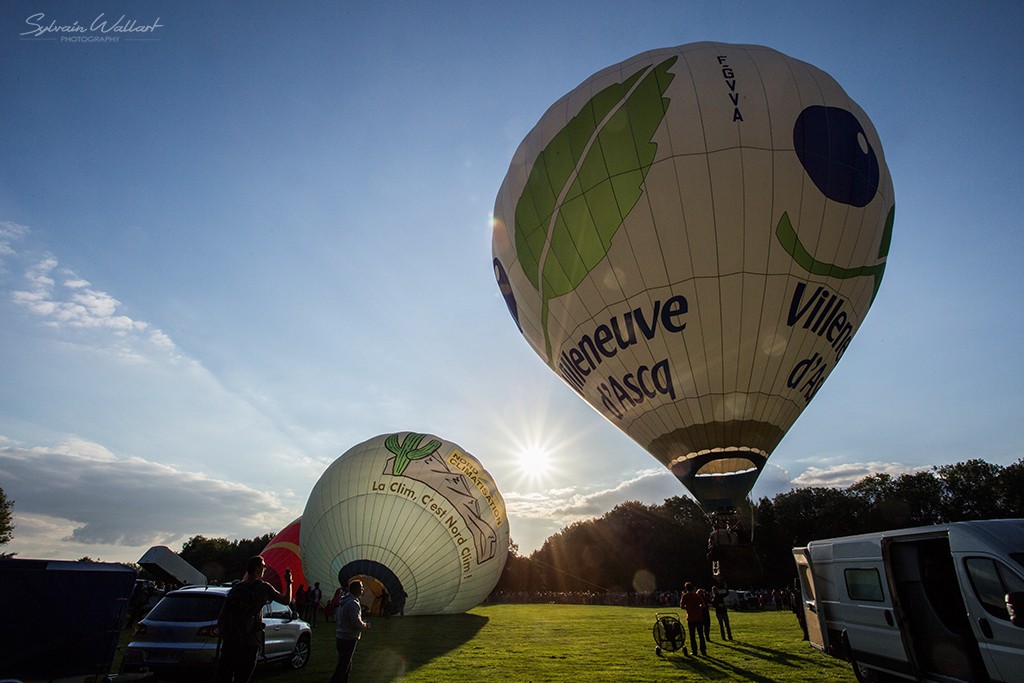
xmin=121 ymin=585 xmax=311 ymax=678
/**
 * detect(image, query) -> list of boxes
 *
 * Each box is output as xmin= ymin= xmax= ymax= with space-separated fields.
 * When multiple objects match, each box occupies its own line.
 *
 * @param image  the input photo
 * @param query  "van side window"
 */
xmin=964 ymin=557 xmax=1024 ymax=620
xmin=844 ymin=568 xmax=884 ymax=601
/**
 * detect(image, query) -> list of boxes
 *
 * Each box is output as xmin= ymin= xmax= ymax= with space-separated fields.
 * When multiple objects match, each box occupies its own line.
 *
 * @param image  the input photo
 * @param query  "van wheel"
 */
xmin=844 ymin=630 xmax=871 ymax=682
xmin=286 ymin=635 xmax=311 ymax=669
xmin=851 ymin=659 xmax=897 ymax=683
xmin=851 ymin=659 xmax=878 ymax=683
xmin=843 ymin=630 xmax=891 ymax=683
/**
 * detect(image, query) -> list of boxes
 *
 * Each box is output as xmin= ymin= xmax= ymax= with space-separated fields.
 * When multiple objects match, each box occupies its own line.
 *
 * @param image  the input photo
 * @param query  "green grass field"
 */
xmin=240 ymin=604 xmax=857 ymax=682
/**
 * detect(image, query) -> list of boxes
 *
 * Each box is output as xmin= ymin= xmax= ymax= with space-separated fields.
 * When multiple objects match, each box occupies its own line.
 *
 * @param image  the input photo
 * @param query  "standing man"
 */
xmin=395 ymin=587 xmax=408 ymax=616
xmin=309 ymin=581 xmax=323 ymax=626
xmin=331 ymin=580 xmax=371 ymax=683
xmin=790 ymin=580 xmax=809 ymax=640
xmin=680 ymin=582 xmax=707 ymax=656
xmin=698 ymin=588 xmax=712 ymax=641
xmin=710 ymin=585 xmax=733 ymax=640
xmin=295 ymin=584 xmax=308 ymax=619
xmin=216 ymin=556 xmax=293 ymax=683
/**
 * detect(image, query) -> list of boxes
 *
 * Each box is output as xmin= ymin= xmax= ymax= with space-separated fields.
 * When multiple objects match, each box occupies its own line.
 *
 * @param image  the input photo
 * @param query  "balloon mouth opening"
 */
xmin=693 ymin=457 xmax=759 ymax=478
xmin=669 ymin=449 xmax=766 ymax=513
xmin=338 ymin=559 xmax=405 ymax=615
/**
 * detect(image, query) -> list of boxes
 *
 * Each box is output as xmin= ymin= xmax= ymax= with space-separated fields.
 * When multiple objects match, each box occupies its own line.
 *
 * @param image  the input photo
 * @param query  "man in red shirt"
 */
xmin=680 ymin=582 xmax=707 ymax=655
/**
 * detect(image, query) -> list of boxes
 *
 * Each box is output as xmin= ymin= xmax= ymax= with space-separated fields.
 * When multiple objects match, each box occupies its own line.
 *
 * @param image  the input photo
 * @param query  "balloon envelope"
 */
xmin=301 ymin=432 xmax=509 ymax=615
xmin=260 ymin=517 xmax=308 ymax=594
xmin=492 ymin=42 xmax=894 ymax=512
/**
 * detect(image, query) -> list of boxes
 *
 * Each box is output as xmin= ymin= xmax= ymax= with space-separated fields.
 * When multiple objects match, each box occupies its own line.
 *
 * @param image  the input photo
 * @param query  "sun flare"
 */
xmin=518 ymin=446 xmax=551 ymax=475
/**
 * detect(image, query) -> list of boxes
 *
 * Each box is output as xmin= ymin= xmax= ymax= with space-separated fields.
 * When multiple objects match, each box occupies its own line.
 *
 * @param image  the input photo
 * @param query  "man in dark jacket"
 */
xmin=216 ymin=556 xmax=292 ymax=683
xmin=710 ymin=585 xmax=733 ymax=640
xmin=309 ymin=581 xmax=323 ymax=626
xmin=331 ymin=580 xmax=371 ymax=683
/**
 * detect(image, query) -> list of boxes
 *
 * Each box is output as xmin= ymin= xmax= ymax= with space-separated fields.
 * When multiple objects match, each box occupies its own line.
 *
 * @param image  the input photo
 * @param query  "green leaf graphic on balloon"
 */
xmin=385 ymin=432 xmax=442 ymax=477
xmin=776 ymin=204 xmax=895 ymax=301
xmin=514 ymin=57 xmax=677 ymax=365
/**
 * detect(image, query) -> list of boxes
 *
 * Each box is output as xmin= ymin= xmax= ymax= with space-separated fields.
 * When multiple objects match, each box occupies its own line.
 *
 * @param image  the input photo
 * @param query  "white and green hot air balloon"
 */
xmin=492 ymin=42 xmax=894 ymax=515
xmin=301 ymin=433 xmax=509 ymax=616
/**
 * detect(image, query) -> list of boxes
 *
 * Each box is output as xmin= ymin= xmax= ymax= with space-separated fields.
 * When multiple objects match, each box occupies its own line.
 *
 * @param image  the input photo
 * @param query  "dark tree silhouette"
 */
xmin=0 ymin=486 xmax=13 ymax=551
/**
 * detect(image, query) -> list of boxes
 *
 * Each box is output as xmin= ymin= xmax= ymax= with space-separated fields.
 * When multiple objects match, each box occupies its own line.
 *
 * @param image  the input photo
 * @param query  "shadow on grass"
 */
xmin=714 ymin=638 xmax=829 ymax=668
xmin=351 ymin=613 xmax=489 ymax=681
xmin=660 ymin=638 xmax=839 ymax=682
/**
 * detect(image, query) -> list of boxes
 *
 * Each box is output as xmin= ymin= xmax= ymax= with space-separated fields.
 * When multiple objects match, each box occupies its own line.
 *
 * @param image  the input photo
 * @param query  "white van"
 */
xmin=793 ymin=520 xmax=1024 ymax=683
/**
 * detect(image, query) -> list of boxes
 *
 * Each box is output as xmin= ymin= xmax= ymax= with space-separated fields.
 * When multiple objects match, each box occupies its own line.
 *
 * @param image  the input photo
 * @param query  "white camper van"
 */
xmin=793 ymin=520 xmax=1024 ymax=683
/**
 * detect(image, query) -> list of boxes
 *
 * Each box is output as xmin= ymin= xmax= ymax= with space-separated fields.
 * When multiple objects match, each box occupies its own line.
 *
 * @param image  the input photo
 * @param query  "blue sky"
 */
xmin=1 ymin=1 xmax=1022 ymax=563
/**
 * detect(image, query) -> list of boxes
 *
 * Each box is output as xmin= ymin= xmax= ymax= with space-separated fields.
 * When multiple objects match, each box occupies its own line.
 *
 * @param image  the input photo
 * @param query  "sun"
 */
xmin=518 ymin=446 xmax=551 ymax=475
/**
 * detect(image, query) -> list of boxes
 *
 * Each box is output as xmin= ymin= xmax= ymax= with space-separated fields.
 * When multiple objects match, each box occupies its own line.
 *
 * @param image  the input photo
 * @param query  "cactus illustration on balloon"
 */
xmin=383 ymin=433 xmax=498 ymax=562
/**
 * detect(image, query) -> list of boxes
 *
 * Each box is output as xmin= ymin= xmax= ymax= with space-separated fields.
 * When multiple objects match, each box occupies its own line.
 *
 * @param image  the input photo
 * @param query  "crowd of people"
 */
xmin=489 ymin=586 xmax=799 ymax=611
xmin=678 ymin=582 xmax=730 ymax=655
xmin=289 ymin=580 xmax=405 ymax=624
xmin=492 ymin=581 xmax=811 ymax=654
xmin=293 ymin=581 xmax=326 ymax=625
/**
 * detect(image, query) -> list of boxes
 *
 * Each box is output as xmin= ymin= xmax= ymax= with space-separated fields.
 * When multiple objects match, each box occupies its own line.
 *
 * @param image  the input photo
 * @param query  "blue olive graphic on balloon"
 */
xmin=794 ymin=105 xmax=879 ymax=207
xmin=493 ymin=257 xmax=522 ymax=332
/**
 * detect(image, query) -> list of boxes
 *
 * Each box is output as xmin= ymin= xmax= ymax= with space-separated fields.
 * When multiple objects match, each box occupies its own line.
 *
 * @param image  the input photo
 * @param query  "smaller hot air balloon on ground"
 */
xmin=301 ymin=432 xmax=509 ymax=616
xmin=260 ymin=517 xmax=308 ymax=594
xmin=492 ymin=42 xmax=894 ymax=582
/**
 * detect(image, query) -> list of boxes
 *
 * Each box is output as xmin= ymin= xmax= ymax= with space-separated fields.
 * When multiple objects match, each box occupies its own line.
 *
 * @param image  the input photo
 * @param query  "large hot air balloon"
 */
xmin=492 ymin=42 xmax=894 ymax=515
xmin=301 ymin=432 xmax=509 ymax=616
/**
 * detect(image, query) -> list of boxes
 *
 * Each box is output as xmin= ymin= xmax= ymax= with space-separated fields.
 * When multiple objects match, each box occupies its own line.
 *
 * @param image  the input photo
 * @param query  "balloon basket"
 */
xmin=711 ymin=544 xmax=763 ymax=587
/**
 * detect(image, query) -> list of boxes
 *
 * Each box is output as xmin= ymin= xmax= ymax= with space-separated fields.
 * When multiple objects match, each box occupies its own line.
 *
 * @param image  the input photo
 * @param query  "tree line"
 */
xmin=177 ymin=533 xmax=275 ymax=583
xmin=494 ymin=457 xmax=1024 ymax=594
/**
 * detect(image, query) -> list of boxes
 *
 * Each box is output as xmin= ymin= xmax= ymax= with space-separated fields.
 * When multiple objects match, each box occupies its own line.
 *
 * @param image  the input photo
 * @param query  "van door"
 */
xmin=793 ymin=548 xmax=826 ymax=651
xmin=888 ymin=537 xmax=989 ymax=682
xmin=957 ymin=555 xmax=1024 ymax=683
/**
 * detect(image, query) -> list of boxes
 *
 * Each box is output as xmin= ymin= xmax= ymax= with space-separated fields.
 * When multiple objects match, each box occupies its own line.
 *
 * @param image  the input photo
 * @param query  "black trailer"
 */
xmin=0 ymin=558 xmax=137 ymax=681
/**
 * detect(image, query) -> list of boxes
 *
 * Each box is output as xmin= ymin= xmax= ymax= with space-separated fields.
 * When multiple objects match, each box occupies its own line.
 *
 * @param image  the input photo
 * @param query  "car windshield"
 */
xmin=147 ymin=593 xmax=224 ymax=622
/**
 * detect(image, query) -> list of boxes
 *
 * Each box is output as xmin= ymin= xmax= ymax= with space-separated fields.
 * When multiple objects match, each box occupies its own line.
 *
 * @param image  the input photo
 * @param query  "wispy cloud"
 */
xmin=2 ymin=222 xmax=179 ymax=362
xmin=792 ymin=460 xmax=924 ymax=488
xmin=0 ymin=218 xmax=322 ymax=496
xmin=12 ymin=256 xmax=174 ymax=353
xmin=0 ymin=438 xmax=293 ymax=551
xmin=0 ymin=222 xmax=321 ymax=557
xmin=505 ymin=468 xmax=682 ymax=525
xmin=0 ymin=220 xmax=28 ymax=261
xmin=505 ymin=461 xmax=808 ymax=526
